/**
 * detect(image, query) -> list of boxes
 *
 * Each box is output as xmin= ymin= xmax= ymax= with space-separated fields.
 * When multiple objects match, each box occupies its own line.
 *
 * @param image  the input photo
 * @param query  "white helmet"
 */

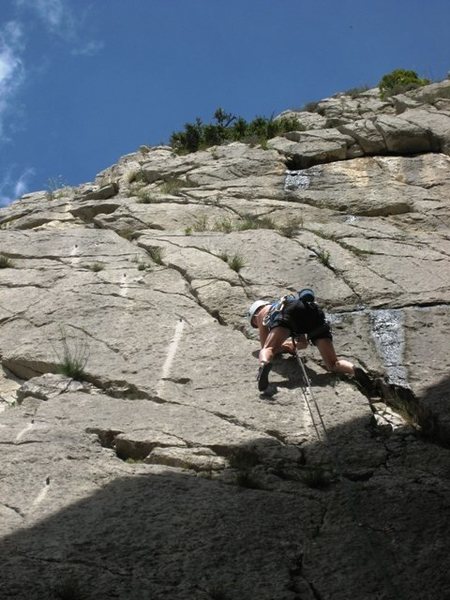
xmin=247 ymin=300 xmax=269 ymax=326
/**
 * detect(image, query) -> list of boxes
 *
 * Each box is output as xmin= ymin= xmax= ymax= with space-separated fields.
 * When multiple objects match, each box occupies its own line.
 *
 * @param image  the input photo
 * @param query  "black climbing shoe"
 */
xmin=257 ymin=362 xmax=272 ymax=392
xmin=354 ymin=367 xmax=373 ymax=394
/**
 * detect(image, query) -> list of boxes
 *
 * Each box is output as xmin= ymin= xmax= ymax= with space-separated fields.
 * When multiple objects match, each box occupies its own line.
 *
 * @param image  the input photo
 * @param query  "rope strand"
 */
xmin=294 ymin=349 xmax=406 ymax=600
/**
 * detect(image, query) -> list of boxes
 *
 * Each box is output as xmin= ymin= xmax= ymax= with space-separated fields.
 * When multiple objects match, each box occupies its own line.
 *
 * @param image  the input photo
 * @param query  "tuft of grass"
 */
xmin=316 ymin=247 xmax=331 ymax=267
xmin=191 ymin=214 xmax=209 ymax=232
xmin=159 ymin=177 xmax=195 ymax=195
xmin=278 ymin=217 xmax=303 ymax=238
xmin=53 ymin=577 xmax=86 ymax=600
xmin=86 ymin=262 xmax=104 ymax=272
xmin=126 ymin=169 xmax=146 ymax=184
xmin=235 ymin=471 xmax=264 ymax=489
xmin=0 ymin=253 xmax=14 ymax=268
xmin=207 ymin=585 xmax=229 ymax=600
xmin=120 ymin=227 xmax=140 ymax=241
xmin=213 ymin=217 xmax=234 ymax=233
xmin=187 ymin=210 xmax=304 ymax=238
xmin=383 ymin=384 xmax=436 ymax=437
xmin=228 ymin=444 xmax=264 ymax=489
xmin=135 ymin=189 xmax=159 ymax=204
xmin=204 ymin=197 xmax=221 ymax=207
xmin=46 ymin=175 xmax=69 ymax=200
xmin=299 ymin=466 xmax=333 ymax=489
xmin=301 ymin=100 xmax=320 ymax=113
xmin=228 ymin=253 xmax=245 ymax=273
xmin=132 ymin=256 xmax=151 ymax=271
xmin=343 ymin=244 xmax=376 ymax=257
xmin=236 ymin=214 xmax=276 ymax=231
xmin=229 ymin=447 xmax=260 ymax=470
xmin=55 ymin=328 xmax=89 ymax=381
xmin=342 ymin=84 xmax=370 ymax=98
xmin=147 ymin=246 xmax=164 ymax=265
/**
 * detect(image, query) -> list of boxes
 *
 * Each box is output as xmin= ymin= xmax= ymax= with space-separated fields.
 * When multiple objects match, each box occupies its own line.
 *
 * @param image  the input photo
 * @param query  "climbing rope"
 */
xmin=293 ymin=349 xmax=407 ymax=600
xmin=295 ymin=351 xmax=330 ymax=444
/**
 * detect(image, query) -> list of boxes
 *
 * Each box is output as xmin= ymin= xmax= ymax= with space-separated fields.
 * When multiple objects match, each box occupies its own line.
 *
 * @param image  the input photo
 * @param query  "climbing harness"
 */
xmin=262 ymin=294 xmax=289 ymax=327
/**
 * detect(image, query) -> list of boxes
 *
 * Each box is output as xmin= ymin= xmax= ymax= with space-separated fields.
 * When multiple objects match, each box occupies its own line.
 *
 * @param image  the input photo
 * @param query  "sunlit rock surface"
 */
xmin=0 ymin=80 xmax=449 ymax=600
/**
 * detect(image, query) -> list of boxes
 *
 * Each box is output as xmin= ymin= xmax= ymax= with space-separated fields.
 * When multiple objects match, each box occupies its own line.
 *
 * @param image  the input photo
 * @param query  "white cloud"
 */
xmin=14 ymin=167 xmax=35 ymax=197
xmin=36 ymin=0 xmax=67 ymax=29
xmin=15 ymin=0 xmax=104 ymax=55
xmin=71 ymin=39 xmax=104 ymax=57
xmin=0 ymin=166 xmax=35 ymax=206
xmin=15 ymin=0 xmax=75 ymax=37
xmin=0 ymin=21 xmax=25 ymax=138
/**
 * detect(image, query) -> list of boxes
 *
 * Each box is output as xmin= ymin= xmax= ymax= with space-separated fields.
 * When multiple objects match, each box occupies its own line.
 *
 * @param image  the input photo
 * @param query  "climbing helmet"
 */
xmin=247 ymin=300 xmax=269 ymax=327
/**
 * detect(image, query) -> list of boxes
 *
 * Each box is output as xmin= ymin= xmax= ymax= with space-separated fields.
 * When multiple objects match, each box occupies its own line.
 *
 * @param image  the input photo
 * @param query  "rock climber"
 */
xmin=247 ymin=289 xmax=370 ymax=392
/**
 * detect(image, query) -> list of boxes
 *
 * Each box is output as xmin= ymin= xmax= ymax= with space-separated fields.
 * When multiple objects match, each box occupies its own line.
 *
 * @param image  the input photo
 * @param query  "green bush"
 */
xmin=379 ymin=69 xmax=430 ymax=98
xmin=0 ymin=254 xmax=14 ymax=268
xmin=170 ymin=107 xmax=301 ymax=154
xmin=147 ymin=246 xmax=164 ymax=265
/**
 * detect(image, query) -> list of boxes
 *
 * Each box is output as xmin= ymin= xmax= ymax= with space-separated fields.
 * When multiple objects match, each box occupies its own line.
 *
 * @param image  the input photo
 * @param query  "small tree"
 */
xmin=213 ymin=107 xmax=236 ymax=128
xmin=184 ymin=118 xmax=203 ymax=152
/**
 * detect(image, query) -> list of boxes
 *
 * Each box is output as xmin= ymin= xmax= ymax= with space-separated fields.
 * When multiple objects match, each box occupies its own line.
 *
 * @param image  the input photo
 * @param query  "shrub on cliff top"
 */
xmin=379 ymin=69 xmax=430 ymax=98
xmin=170 ymin=107 xmax=300 ymax=154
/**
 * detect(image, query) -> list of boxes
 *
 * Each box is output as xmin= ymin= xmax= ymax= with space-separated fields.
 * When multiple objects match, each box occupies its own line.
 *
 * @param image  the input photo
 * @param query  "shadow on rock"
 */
xmin=417 ymin=374 xmax=450 ymax=447
xmin=1 ymin=409 xmax=450 ymax=600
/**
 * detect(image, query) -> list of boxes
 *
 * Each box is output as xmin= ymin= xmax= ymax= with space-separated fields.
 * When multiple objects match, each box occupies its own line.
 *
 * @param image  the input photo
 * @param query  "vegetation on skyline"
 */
xmin=170 ymin=108 xmax=300 ymax=153
xmin=378 ymin=69 xmax=430 ymax=98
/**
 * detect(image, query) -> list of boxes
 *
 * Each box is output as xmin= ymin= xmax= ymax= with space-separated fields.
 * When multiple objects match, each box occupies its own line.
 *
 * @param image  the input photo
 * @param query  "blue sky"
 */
xmin=0 ymin=0 xmax=449 ymax=205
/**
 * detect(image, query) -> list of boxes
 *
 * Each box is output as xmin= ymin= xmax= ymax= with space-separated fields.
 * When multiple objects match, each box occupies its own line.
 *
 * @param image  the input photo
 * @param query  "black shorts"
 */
xmin=267 ymin=299 xmax=333 ymax=344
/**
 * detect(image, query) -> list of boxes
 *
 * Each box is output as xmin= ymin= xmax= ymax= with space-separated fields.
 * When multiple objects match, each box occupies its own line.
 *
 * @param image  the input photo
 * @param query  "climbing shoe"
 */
xmin=257 ymin=362 xmax=272 ymax=392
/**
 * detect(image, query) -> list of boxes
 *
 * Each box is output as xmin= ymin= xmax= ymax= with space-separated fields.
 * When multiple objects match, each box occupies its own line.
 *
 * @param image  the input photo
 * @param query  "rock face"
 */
xmin=0 ymin=81 xmax=449 ymax=600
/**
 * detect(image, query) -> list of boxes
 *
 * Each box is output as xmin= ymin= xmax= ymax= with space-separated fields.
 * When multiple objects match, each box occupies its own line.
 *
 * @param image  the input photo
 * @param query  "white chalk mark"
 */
xmin=70 ymin=244 xmax=80 ymax=265
xmin=157 ymin=319 xmax=185 ymax=396
xmin=32 ymin=480 xmax=50 ymax=507
xmin=119 ymin=273 xmax=128 ymax=297
xmin=15 ymin=422 xmax=34 ymax=442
